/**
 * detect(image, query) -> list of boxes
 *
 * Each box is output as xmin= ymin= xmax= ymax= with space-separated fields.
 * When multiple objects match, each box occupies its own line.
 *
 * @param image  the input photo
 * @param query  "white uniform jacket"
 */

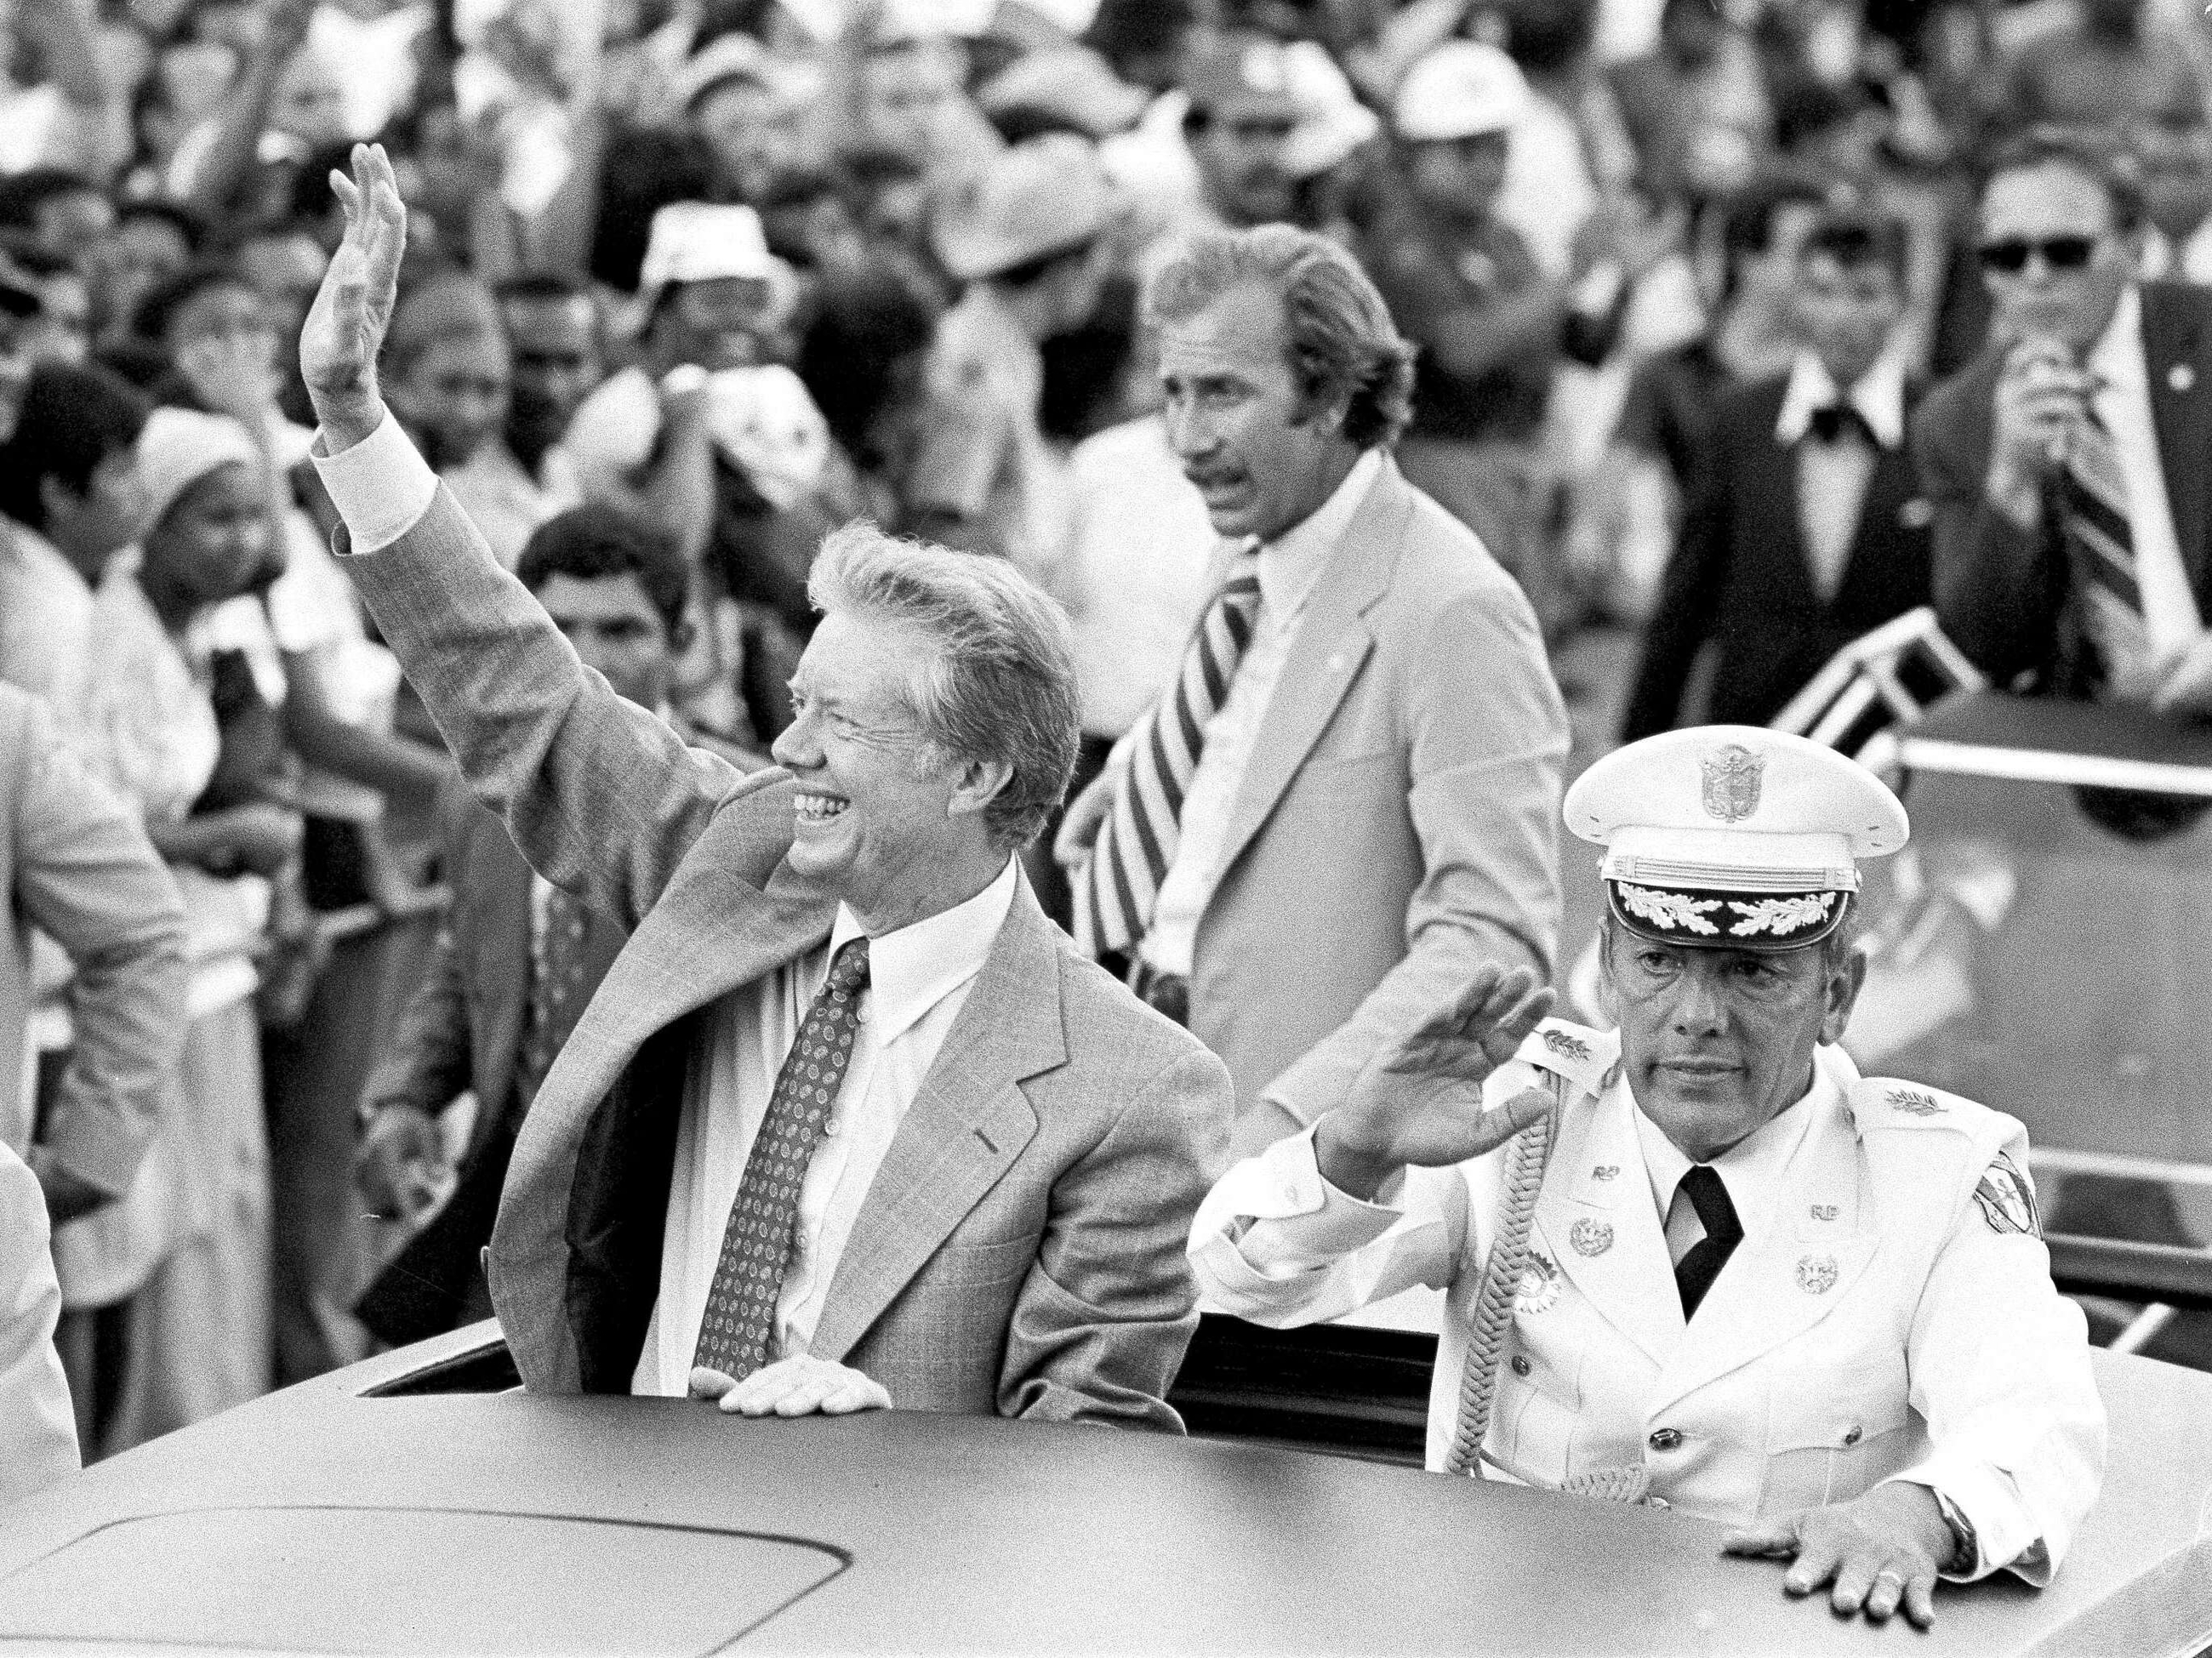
xmin=0 ymin=1142 xmax=76 ymax=1506
xmin=1189 ymin=1020 xmax=2107 ymax=1584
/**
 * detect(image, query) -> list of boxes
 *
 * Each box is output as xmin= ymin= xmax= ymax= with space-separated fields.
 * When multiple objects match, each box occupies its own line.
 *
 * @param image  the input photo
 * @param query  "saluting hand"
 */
xmin=1314 ymin=964 xmax=1556 ymax=1201
xmin=299 ymin=142 xmax=408 ymax=454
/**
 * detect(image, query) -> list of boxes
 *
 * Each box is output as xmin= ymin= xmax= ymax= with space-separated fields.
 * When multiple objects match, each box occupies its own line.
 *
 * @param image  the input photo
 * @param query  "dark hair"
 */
xmin=798 ymin=255 xmax=941 ymax=455
xmin=495 ymin=270 xmax=595 ymax=307
xmin=0 ymin=233 xmax=76 ymax=282
xmin=115 ymin=199 xmax=202 ymax=255
xmin=1981 ymin=127 xmax=2146 ymax=235
xmin=130 ymin=259 xmax=254 ymax=345
xmin=1148 ymin=225 xmax=1417 ymax=450
xmin=0 ymin=168 xmax=101 ymax=232
xmin=1719 ymin=171 xmax=1834 ymax=265
xmin=0 ymin=362 xmax=151 ymax=527
xmin=1797 ymin=206 xmax=1909 ymax=284
xmin=515 ymin=504 xmax=690 ymax=640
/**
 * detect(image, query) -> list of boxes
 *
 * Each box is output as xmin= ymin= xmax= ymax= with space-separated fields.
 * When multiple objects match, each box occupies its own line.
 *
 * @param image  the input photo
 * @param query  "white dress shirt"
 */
xmin=1634 ymin=1069 xmax=1823 ymax=1268
xmin=629 ymin=855 xmax=1019 ymax=1395
xmin=1142 ymin=447 xmax=1383 ymax=977
xmin=1063 ymin=416 xmax=1217 ymax=739
xmin=1773 ymin=350 xmax=1907 ymax=604
xmin=2085 ymin=286 xmax=2201 ymax=663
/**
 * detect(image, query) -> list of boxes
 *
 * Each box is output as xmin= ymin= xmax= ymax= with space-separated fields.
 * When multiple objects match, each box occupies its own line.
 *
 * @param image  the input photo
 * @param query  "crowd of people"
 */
xmin=0 ymin=0 xmax=2194 ymax=1627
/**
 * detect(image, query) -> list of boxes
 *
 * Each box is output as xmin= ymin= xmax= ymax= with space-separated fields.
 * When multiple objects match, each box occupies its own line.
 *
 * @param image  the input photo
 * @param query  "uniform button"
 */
xmin=1648 ymin=1427 xmax=1682 ymax=1452
xmin=1510 ymin=1355 xmax=1531 ymax=1376
xmin=1842 ymin=1425 xmax=1861 ymax=1447
xmin=822 ymin=1116 xmax=841 ymax=1137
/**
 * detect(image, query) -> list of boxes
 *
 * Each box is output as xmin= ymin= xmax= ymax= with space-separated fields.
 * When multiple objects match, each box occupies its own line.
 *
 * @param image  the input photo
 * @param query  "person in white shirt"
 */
xmin=1058 ymin=224 xmax=1568 ymax=1160
xmin=288 ymin=145 xmax=1231 ymax=1425
xmin=1190 ymin=727 xmax=2106 ymax=1630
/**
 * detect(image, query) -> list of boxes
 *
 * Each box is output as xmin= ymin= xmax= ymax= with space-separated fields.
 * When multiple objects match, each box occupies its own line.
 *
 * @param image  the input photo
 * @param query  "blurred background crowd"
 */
xmin=4 ymin=0 xmax=2211 ymax=1462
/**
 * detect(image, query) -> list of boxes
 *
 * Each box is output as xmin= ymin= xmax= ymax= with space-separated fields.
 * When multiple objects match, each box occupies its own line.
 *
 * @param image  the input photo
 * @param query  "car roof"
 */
xmin=0 ymin=1330 xmax=2206 ymax=1655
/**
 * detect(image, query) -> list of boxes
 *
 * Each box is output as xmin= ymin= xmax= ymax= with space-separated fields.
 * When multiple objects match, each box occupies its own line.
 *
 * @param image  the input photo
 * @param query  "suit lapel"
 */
xmin=1742 ymin=418 xmax=1819 ymax=612
xmin=2144 ymin=284 xmax=2212 ymax=595
xmin=1647 ymin=1089 xmax=1875 ymax=1417
xmin=807 ymin=879 xmax=1063 ymax=1362
xmin=1539 ymin=1083 xmax=1682 ymax=1369
xmin=1211 ymin=464 xmax=1414 ymax=883
xmin=1835 ymin=442 xmax=1918 ymax=608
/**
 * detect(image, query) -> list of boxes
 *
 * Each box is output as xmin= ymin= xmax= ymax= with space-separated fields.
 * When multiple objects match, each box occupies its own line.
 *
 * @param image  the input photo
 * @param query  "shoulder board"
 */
xmin=1850 ymin=1077 xmax=1990 ymax=1135
xmin=1514 ymin=1018 xmax=1619 ymax=1098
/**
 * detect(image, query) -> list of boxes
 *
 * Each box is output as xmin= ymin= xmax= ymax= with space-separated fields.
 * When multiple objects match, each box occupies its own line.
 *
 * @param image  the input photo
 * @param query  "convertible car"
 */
xmin=0 ymin=1319 xmax=2206 ymax=1655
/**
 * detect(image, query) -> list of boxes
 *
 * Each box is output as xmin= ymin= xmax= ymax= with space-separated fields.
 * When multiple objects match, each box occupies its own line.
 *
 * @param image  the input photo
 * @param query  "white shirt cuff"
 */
xmin=311 ymin=412 xmax=439 ymax=554
xmin=1223 ymin=1126 xmax=1405 ymax=1277
xmin=1883 ymin=1461 xmax=2044 ymax=1584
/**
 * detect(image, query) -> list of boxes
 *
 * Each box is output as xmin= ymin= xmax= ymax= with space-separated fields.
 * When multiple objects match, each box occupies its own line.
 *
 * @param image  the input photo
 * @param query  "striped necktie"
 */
xmin=2057 ymin=403 xmax=2155 ymax=695
xmin=1076 ymin=547 xmax=1263 ymax=959
xmin=693 ymin=937 xmax=871 ymax=1382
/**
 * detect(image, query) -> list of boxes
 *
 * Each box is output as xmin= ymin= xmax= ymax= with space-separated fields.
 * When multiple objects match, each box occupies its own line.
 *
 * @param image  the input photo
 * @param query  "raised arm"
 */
xmin=298 ymin=145 xmax=762 ymax=925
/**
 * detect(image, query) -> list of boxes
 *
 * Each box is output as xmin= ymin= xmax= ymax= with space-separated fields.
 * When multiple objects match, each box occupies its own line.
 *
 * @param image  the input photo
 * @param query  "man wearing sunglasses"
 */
xmin=1915 ymin=129 xmax=2212 ymax=717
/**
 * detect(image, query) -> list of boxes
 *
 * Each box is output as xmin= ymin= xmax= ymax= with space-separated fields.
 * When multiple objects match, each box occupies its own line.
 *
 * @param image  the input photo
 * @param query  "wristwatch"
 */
xmin=1933 ymin=1490 xmax=1979 ymax=1575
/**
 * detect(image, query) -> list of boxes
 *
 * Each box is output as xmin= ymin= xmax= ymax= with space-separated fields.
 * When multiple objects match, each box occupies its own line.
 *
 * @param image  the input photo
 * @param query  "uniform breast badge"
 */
xmin=1810 ymin=1204 xmax=1839 ymax=1222
xmin=1795 ymin=1255 xmax=1839 ymax=1295
xmin=1570 ymin=1217 xmax=1614 ymax=1257
xmin=1514 ymin=1251 xmax=1562 ymax=1315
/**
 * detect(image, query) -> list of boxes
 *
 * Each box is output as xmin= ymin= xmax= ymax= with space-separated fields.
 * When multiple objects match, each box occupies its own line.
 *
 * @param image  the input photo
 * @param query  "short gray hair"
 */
xmin=807 ymin=522 xmax=1080 ymax=852
xmin=1145 ymin=225 xmax=1417 ymax=450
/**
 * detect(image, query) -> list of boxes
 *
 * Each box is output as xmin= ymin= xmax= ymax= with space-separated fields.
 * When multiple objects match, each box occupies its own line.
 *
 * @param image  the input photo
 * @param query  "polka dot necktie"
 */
xmin=693 ymin=937 xmax=871 ymax=1381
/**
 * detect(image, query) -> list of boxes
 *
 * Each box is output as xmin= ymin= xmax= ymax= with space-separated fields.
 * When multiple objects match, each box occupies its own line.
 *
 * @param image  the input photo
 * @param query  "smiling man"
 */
xmin=1191 ymin=726 xmax=2105 ymax=1629
xmin=300 ymin=145 xmax=1230 ymax=1426
xmin=1060 ymin=225 xmax=1567 ymax=1160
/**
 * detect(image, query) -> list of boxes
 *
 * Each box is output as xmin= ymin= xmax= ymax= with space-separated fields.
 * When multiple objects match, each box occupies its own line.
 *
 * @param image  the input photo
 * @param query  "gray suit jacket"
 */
xmin=341 ymin=485 xmax=1231 ymax=1427
xmin=0 ymin=686 xmax=185 ymax=1202
xmin=1190 ymin=459 xmax=1568 ymax=1155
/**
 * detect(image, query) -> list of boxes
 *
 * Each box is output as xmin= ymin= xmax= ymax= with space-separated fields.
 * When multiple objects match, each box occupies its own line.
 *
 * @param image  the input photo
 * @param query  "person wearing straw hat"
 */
xmin=1191 ymin=726 xmax=2105 ymax=1629
xmin=909 ymin=133 xmax=1116 ymax=586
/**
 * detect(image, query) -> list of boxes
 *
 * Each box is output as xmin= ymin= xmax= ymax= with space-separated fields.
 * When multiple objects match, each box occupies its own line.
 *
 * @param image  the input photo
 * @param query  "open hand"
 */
xmin=299 ymin=142 xmax=408 ymax=453
xmin=689 ymin=1357 xmax=892 ymax=1416
xmin=1314 ymin=964 xmax=1556 ymax=1199
xmin=356 ymin=1105 xmax=451 ymax=1222
xmin=1723 ymin=1481 xmax=1956 ymax=1629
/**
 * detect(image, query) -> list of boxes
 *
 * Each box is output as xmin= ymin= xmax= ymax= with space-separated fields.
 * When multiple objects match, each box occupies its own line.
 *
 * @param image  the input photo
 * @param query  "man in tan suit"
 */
xmin=298 ymin=146 xmax=1230 ymax=1426
xmin=1063 ymin=225 xmax=1569 ymax=1161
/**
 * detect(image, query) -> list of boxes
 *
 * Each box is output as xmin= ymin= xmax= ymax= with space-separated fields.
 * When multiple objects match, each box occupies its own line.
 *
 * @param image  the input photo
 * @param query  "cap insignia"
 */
xmin=1729 ymin=892 xmax=1836 ymax=938
xmin=1701 ymin=743 xmax=1764 ymax=823
xmin=1619 ymin=882 xmax=1722 ymax=935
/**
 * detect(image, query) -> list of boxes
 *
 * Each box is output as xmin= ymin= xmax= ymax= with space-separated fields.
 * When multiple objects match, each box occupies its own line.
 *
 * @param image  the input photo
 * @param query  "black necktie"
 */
xmin=1673 ymin=1165 xmax=1742 ymax=1320
xmin=1806 ymin=402 xmax=1870 ymax=446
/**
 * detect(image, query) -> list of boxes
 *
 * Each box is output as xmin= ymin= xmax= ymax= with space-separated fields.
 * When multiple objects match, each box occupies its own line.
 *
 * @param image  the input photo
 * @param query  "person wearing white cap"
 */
xmin=1364 ymin=39 xmax=1653 ymax=605
xmin=1192 ymin=726 xmax=2106 ymax=1629
xmin=563 ymin=200 xmax=864 ymax=682
xmin=909 ymin=133 xmax=1117 ymax=585
xmin=59 ymin=407 xmax=303 ymax=1454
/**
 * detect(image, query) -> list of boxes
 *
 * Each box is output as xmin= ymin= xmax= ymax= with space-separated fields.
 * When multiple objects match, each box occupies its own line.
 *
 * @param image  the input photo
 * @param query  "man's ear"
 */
xmin=947 ymin=755 xmax=1015 ymax=823
xmin=1820 ymin=943 xmax=1867 ymax=1047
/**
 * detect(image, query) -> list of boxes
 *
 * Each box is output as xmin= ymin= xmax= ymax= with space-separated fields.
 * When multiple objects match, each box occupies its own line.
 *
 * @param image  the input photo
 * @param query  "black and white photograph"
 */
xmin=0 ymin=0 xmax=2208 ymax=1648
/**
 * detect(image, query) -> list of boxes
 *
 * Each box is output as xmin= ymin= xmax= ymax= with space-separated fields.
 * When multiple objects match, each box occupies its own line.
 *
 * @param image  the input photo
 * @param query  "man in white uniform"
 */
xmin=1191 ymin=726 xmax=2106 ymax=1628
